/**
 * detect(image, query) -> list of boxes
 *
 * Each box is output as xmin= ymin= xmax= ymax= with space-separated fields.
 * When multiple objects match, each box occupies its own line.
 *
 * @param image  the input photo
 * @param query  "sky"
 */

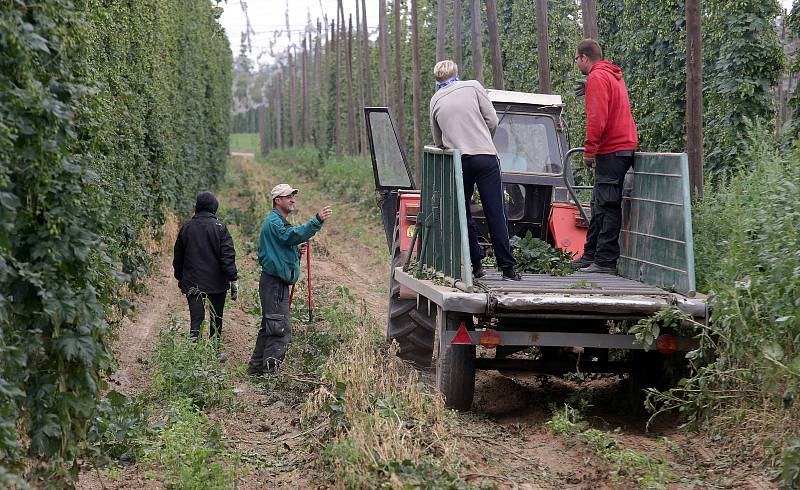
xmin=221 ymin=0 xmax=797 ymax=67
xmin=220 ymin=0 xmax=379 ymax=66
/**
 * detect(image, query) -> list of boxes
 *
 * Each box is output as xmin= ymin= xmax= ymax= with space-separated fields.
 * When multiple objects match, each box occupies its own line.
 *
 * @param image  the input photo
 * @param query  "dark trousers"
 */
xmin=582 ymin=151 xmax=634 ymax=267
xmin=186 ymin=291 xmax=226 ymax=339
xmin=248 ymin=272 xmax=292 ymax=373
xmin=462 ymin=154 xmax=516 ymax=270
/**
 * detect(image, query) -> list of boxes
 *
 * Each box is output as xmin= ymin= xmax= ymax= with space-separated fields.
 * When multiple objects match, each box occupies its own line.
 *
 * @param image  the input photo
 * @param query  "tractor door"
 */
xmin=364 ymin=107 xmax=415 ymax=250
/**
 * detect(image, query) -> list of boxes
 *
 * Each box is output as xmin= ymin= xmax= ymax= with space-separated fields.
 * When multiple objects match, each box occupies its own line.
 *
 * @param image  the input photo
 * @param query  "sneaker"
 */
xmin=570 ymin=255 xmax=594 ymax=270
xmin=579 ymin=263 xmax=617 ymax=274
xmin=473 ymin=263 xmax=486 ymax=279
xmin=501 ymin=267 xmax=522 ymax=281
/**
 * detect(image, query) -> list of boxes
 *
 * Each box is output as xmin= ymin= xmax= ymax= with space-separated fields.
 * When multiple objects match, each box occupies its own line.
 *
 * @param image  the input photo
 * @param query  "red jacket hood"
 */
xmin=590 ymin=60 xmax=622 ymax=80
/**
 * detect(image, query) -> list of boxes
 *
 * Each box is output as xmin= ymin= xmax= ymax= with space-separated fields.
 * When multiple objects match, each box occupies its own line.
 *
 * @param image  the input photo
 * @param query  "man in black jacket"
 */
xmin=173 ymin=191 xmax=238 ymax=340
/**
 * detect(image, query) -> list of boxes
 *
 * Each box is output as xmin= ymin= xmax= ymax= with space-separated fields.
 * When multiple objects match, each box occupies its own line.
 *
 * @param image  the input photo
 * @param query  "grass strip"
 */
xmin=548 ymin=404 xmax=673 ymax=489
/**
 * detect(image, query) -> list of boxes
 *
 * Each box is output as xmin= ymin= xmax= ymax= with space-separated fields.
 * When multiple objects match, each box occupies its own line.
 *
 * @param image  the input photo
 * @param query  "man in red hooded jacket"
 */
xmin=571 ymin=39 xmax=638 ymax=274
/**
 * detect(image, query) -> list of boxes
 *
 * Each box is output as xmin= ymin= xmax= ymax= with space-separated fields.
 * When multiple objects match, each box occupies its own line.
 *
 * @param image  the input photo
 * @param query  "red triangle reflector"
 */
xmin=451 ymin=323 xmax=473 ymax=345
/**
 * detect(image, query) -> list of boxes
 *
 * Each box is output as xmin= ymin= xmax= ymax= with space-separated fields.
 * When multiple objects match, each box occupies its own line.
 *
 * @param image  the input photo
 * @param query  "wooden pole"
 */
xmin=361 ymin=0 xmax=372 ymax=107
xmin=581 ymin=0 xmax=598 ymax=41
xmin=347 ymin=14 xmax=357 ymax=154
xmin=275 ymin=72 xmax=283 ymax=149
xmin=454 ymin=0 xmax=463 ymax=68
xmin=302 ymin=38 xmax=310 ymax=144
xmin=315 ymin=20 xmax=322 ymax=145
xmin=334 ymin=8 xmax=342 ymax=157
xmin=778 ymin=10 xmax=788 ymax=128
xmin=486 ymin=0 xmax=503 ymax=89
xmin=356 ymin=1 xmax=368 ymax=154
xmin=258 ymin=105 xmax=267 ymax=156
xmin=471 ymin=0 xmax=483 ymax=84
xmin=289 ymin=49 xmax=298 ymax=145
xmin=412 ymin=0 xmax=422 ymax=183
xmin=686 ymin=0 xmax=703 ymax=200
xmin=436 ymin=0 xmax=447 ymax=61
xmin=379 ymin=0 xmax=391 ymax=104
xmin=535 ymin=0 xmax=551 ymax=94
xmin=394 ymin=0 xmax=407 ymax=146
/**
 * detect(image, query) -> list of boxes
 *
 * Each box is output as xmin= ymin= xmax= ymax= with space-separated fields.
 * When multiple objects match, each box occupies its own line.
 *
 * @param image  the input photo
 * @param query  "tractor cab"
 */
xmin=478 ymin=90 xmax=584 ymax=255
xmin=364 ymin=89 xmax=588 ymax=264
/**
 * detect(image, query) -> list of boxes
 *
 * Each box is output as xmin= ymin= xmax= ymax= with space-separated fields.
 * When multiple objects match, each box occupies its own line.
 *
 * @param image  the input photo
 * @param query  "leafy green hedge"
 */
xmin=599 ymin=0 xmax=783 ymax=176
xmin=692 ymin=125 xmax=800 ymax=412
xmin=0 ymin=0 xmax=231 ymax=483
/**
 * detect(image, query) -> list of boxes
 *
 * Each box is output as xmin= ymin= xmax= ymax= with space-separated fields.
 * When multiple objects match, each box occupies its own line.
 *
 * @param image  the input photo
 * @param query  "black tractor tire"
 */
xmin=436 ymin=316 xmax=476 ymax=411
xmin=387 ymin=219 xmax=436 ymax=367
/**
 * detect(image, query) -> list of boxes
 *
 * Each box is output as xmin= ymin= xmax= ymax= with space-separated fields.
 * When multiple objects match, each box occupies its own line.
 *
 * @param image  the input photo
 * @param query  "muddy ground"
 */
xmin=79 ymin=152 xmax=775 ymax=489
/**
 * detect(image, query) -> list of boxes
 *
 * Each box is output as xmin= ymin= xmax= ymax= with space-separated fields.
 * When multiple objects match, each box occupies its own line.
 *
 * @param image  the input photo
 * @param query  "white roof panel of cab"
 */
xmin=486 ymin=89 xmax=563 ymax=107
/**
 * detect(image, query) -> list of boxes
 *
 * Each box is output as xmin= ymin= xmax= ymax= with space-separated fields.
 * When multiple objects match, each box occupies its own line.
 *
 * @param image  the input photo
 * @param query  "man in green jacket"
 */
xmin=247 ymin=184 xmax=332 ymax=375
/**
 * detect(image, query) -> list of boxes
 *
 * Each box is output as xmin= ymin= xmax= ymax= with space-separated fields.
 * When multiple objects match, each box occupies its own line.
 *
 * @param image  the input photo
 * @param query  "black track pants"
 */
xmin=461 ymin=154 xmax=516 ymax=270
xmin=187 ymin=291 xmax=226 ymax=339
xmin=582 ymin=151 xmax=634 ymax=267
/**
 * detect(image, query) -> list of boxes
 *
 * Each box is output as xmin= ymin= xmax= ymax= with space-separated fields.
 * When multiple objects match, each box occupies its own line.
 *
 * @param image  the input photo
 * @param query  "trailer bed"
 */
xmin=476 ymin=271 xmax=669 ymax=296
xmin=394 ymin=268 xmax=707 ymax=319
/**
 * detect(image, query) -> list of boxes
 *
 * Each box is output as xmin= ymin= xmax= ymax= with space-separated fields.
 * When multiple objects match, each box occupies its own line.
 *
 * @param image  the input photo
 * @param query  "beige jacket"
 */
xmin=429 ymin=80 xmax=499 ymax=156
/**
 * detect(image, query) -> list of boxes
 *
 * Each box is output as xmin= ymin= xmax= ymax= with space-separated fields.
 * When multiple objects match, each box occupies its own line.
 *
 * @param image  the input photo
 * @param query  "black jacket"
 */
xmin=173 ymin=211 xmax=238 ymax=294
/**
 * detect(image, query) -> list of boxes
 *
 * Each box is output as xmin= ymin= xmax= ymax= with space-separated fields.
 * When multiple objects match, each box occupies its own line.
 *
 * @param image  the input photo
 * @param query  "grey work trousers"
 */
xmin=247 ymin=272 xmax=292 ymax=373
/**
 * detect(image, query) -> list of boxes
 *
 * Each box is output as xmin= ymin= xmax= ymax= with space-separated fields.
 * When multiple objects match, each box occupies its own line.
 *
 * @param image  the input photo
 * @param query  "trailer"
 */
xmin=364 ymin=90 xmax=706 ymax=410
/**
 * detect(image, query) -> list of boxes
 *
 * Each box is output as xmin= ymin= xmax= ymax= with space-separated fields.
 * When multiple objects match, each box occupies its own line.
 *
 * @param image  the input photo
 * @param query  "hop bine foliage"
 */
xmin=0 ymin=0 xmax=231 ymax=483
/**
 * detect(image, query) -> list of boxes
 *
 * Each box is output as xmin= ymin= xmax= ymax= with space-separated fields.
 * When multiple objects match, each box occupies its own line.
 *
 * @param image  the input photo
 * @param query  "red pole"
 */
xmin=307 ymin=241 xmax=313 ymax=322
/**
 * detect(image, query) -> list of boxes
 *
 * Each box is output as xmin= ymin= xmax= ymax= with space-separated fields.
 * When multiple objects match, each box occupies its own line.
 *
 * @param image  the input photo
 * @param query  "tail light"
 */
xmin=656 ymin=334 xmax=677 ymax=355
xmin=479 ymin=329 xmax=501 ymax=348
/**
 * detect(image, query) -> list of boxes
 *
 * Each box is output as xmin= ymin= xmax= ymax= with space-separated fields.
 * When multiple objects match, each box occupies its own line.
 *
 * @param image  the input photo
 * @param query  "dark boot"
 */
xmin=501 ymin=267 xmax=521 ymax=281
xmin=473 ymin=262 xmax=486 ymax=279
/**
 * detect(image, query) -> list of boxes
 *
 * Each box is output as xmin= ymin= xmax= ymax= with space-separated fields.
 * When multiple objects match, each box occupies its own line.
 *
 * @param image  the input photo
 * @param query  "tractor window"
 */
xmin=367 ymin=110 xmax=413 ymax=188
xmin=494 ymin=114 xmax=562 ymax=175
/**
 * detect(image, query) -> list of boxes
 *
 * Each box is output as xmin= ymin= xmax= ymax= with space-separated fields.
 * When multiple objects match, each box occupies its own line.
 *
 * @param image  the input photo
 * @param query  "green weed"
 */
xmin=85 ymin=391 xmax=151 ymax=466
xmin=150 ymin=316 xmax=235 ymax=409
xmin=776 ymin=437 xmax=800 ymax=488
xmin=143 ymin=397 xmax=240 ymax=489
xmin=547 ymin=405 xmax=673 ymax=488
xmin=510 ymin=231 xmax=575 ymax=275
xmin=648 ymin=125 xmax=800 ymax=476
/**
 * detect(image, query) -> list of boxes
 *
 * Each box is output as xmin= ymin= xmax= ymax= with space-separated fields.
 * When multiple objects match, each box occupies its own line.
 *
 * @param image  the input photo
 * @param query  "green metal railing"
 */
xmin=408 ymin=146 xmax=473 ymax=291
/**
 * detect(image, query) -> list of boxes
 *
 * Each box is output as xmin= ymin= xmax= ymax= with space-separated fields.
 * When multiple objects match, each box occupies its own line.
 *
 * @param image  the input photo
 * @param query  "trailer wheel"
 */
xmin=387 ymin=219 xmax=436 ymax=367
xmin=436 ymin=316 xmax=476 ymax=411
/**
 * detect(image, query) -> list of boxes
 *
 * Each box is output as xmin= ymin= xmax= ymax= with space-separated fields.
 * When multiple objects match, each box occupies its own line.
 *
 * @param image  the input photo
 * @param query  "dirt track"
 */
xmin=84 ymin=152 xmax=775 ymax=489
